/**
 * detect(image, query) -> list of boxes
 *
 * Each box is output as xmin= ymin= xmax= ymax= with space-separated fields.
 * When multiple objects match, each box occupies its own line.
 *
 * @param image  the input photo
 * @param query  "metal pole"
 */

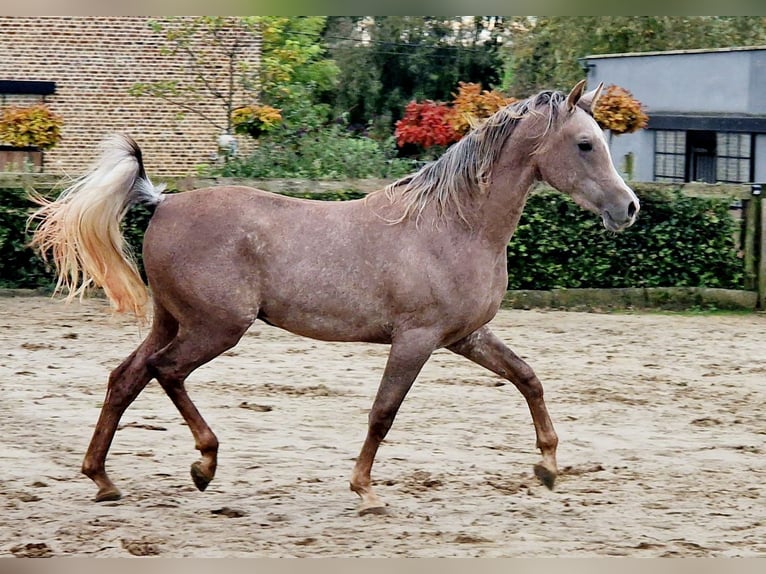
xmin=752 ymin=184 xmax=766 ymax=309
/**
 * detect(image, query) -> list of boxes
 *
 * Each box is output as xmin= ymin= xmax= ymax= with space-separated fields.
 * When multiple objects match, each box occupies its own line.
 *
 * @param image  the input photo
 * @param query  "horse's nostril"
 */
xmin=628 ymin=201 xmax=637 ymax=218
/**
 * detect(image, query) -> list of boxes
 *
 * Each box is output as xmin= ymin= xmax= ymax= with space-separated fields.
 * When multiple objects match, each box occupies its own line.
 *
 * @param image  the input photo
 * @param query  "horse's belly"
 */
xmin=257 ymin=298 xmax=393 ymax=344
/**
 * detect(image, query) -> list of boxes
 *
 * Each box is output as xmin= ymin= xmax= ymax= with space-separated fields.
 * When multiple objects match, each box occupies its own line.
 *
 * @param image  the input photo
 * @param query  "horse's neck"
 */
xmin=468 ymin=157 xmax=539 ymax=248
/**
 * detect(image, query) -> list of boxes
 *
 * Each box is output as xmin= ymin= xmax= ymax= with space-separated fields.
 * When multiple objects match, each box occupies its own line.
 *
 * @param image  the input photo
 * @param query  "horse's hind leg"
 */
xmin=448 ymin=325 xmax=559 ymax=489
xmin=81 ymin=306 xmax=178 ymax=502
xmin=147 ymin=318 xmax=253 ymax=492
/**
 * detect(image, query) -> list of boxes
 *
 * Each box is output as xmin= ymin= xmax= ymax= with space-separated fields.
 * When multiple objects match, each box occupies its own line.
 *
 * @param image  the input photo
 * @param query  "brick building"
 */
xmin=0 ymin=16 xmax=261 ymax=177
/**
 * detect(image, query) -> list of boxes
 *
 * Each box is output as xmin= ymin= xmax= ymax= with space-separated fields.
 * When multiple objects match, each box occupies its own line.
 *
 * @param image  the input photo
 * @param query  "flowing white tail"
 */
xmin=28 ymin=134 xmax=165 ymax=319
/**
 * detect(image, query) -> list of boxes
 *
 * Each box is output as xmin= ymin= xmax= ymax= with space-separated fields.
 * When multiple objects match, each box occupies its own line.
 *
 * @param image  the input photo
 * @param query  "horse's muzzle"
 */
xmin=602 ymin=200 xmax=639 ymax=232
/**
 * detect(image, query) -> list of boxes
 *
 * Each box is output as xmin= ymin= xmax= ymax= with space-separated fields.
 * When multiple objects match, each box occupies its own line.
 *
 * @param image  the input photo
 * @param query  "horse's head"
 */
xmin=533 ymin=80 xmax=639 ymax=232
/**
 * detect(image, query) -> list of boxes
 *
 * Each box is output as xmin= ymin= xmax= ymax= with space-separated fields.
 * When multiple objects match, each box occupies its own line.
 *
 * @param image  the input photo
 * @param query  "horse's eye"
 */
xmin=578 ymin=141 xmax=592 ymax=152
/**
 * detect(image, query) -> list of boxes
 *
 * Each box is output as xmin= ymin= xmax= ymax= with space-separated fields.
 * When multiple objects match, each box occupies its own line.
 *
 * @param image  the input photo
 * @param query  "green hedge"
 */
xmin=0 ymin=186 xmax=52 ymax=289
xmin=507 ymin=188 xmax=744 ymax=290
xmin=0 ymin=182 xmax=744 ymax=292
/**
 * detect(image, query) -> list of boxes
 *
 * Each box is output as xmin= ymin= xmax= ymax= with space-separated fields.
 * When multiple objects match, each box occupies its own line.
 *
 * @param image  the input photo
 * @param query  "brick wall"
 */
xmin=0 ymin=16 xmax=260 ymax=177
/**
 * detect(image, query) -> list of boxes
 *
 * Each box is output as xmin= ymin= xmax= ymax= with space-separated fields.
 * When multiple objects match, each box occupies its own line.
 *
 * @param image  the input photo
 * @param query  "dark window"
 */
xmin=716 ymin=132 xmax=752 ymax=183
xmin=0 ymin=80 xmax=56 ymax=96
xmin=688 ymin=130 xmax=717 ymax=183
xmin=654 ymin=130 xmax=686 ymax=182
xmin=653 ymin=129 xmax=753 ymax=183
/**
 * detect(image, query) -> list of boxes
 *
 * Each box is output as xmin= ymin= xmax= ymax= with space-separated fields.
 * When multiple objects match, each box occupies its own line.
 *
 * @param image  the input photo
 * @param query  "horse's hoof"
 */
xmin=190 ymin=461 xmax=212 ymax=492
xmin=533 ymin=463 xmax=557 ymax=490
xmin=358 ymin=504 xmax=388 ymax=516
xmin=94 ymin=486 xmax=122 ymax=502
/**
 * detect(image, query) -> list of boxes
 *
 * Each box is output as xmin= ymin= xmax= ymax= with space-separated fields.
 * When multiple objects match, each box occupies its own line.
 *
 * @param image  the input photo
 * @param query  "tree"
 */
xmin=323 ymin=17 xmax=508 ymax=133
xmin=130 ymin=17 xmax=260 ymax=134
xmin=504 ymin=16 xmax=766 ymax=96
xmin=130 ymin=16 xmax=338 ymax=136
xmin=254 ymin=16 xmax=339 ymax=131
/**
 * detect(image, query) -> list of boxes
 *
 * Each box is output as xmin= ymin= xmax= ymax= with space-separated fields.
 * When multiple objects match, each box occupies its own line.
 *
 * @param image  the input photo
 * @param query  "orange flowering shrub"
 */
xmin=0 ymin=104 xmax=63 ymax=149
xmin=448 ymin=82 xmax=517 ymax=135
xmin=593 ymin=85 xmax=649 ymax=135
xmin=231 ymin=104 xmax=283 ymax=138
xmin=395 ymin=82 xmax=517 ymax=150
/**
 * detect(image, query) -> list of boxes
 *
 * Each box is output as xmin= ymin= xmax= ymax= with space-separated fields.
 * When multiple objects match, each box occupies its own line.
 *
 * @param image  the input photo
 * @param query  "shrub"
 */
xmin=448 ymin=82 xmax=517 ymax=136
xmin=231 ymin=104 xmax=283 ymax=138
xmin=0 ymin=104 xmax=64 ymax=150
xmin=211 ymin=125 xmax=417 ymax=179
xmin=593 ymin=84 xmax=649 ymax=135
xmin=0 ymin=185 xmax=53 ymax=288
xmin=394 ymin=100 xmax=460 ymax=149
xmin=394 ymin=83 xmax=516 ymax=151
xmin=2 ymin=180 xmax=744 ymax=293
xmin=507 ymin=188 xmax=743 ymax=290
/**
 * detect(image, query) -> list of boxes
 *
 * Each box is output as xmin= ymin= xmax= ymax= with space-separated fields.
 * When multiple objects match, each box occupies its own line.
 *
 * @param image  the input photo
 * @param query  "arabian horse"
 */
xmin=30 ymin=80 xmax=638 ymax=515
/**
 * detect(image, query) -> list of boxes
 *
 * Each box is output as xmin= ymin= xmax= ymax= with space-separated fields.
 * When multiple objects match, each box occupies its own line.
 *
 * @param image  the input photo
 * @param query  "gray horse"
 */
xmin=30 ymin=80 xmax=638 ymax=515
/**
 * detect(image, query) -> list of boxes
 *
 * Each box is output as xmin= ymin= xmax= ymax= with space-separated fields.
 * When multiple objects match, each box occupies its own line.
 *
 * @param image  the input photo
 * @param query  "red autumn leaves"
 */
xmin=394 ymin=81 xmax=648 ymax=150
xmin=394 ymin=82 xmax=516 ymax=149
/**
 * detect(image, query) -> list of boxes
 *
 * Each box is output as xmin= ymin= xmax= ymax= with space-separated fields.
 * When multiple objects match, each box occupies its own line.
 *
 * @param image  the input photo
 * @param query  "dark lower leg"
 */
xmin=156 ymin=376 xmax=219 ymax=491
xmin=449 ymin=326 xmax=559 ymax=488
xmin=148 ymin=321 xmax=251 ymax=491
xmin=81 ymin=349 xmax=153 ymax=501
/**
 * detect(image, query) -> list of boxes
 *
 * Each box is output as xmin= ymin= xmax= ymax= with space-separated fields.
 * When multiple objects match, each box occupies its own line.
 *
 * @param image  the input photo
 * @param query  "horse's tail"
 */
xmin=28 ymin=134 xmax=165 ymax=320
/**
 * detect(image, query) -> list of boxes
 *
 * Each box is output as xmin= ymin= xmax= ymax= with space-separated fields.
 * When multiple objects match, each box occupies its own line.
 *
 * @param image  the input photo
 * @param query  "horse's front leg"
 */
xmin=448 ymin=325 xmax=559 ymax=488
xmin=350 ymin=330 xmax=436 ymax=515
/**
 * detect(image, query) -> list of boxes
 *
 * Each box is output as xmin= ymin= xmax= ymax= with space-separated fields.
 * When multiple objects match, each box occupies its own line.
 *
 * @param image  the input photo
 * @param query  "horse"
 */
xmin=29 ymin=80 xmax=639 ymax=515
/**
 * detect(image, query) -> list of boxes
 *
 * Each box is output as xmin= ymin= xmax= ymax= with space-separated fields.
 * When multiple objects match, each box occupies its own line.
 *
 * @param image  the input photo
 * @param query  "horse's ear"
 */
xmin=566 ymin=79 xmax=587 ymax=112
xmin=578 ymin=82 xmax=604 ymax=114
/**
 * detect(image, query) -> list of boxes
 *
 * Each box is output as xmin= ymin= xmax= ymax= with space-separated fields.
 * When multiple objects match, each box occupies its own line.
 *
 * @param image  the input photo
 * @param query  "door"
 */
xmin=687 ymin=130 xmax=716 ymax=183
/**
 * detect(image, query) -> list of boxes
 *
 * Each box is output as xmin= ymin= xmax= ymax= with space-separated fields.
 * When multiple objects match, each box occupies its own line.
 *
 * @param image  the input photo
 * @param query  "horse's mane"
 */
xmin=384 ymin=90 xmax=568 ymax=224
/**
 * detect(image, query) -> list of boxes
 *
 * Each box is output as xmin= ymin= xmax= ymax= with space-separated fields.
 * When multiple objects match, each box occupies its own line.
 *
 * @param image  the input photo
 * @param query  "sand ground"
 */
xmin=1 ymin=296 xmax=764 ymax=557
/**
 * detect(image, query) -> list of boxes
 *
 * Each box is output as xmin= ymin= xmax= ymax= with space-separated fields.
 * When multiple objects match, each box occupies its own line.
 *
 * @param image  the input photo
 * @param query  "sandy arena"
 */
xmin=1 ymin=296 xmax=764 ymax=557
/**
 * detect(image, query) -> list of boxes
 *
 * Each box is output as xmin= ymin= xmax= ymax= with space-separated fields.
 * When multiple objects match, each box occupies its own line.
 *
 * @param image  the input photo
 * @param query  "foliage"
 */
xmin=324 ymin=17 xmax=507 ymax=132
xmin=130 ymin=17 xmax=261 ymax=133
xmin=0 ymin=185 xmax=51 ymax=288
xmin=504 ymin=16 xmax=766 ymax=95
xmin=506 ymin=188 xmax=743 ymax=290
xmin=132 ymin=17 xmax=336 ymax=137
xmin=208 ymin=124 xmax=417 ymax=179
xmin=394 ymin=101 xmax=460 ymax=149
xmin=448 ymin=82 xmax=517 ymax=136
xmin=231 ymin=104 xmax=283 ymax=138
xmin=0 ymin=104 xmax=63 ymax=150
xmin=593 ymin=85 xmax=649 ymax=135
xmin=394 ymin=81 xmax=515 ymax=151
xmin=0 ymin=184 xmax=156 ymax=290
xmin=253 ymin=16 xmax=339 ymax=131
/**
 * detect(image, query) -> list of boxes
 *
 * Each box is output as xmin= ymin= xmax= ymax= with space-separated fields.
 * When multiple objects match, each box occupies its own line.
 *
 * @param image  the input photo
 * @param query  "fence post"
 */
xmin=753 ymin=184 xmax=766 ymax=310
xmin=744 ymin=197 xmax=758 ymax=292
